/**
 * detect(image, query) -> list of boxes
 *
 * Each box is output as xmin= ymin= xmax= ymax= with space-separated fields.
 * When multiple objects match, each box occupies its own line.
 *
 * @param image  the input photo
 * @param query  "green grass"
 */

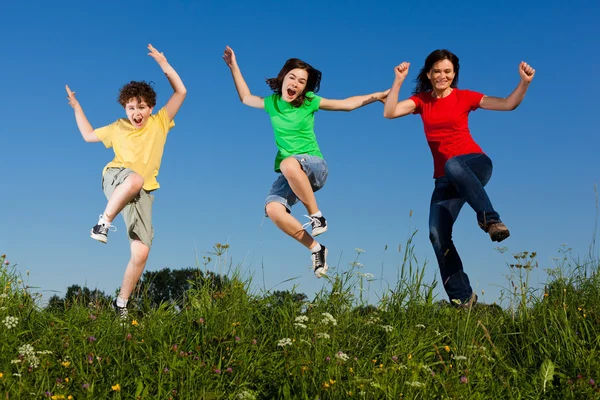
xmin=1 ymin=241 xmax=599 ymax=399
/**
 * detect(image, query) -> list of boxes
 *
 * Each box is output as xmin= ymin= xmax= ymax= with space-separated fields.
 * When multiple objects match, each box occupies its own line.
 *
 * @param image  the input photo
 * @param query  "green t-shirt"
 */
xmin=263 ymin=91 xmax=323 ymax=172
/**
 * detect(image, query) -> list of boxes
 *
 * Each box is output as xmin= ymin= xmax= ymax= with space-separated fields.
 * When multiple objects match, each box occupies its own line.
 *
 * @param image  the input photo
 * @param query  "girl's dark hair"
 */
xmin=118 ymin=80 xmax=157 ymax=108
xmin=413 ymin=49 xmax=460 ymax=94
xmin=266 ymin=58 xmax=322 ymax=107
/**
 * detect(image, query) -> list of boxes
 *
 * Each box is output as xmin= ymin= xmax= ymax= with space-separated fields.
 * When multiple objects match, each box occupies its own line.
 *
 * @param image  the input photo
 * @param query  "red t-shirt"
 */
xmin=410 ymin=88 xmax=485 ymax=178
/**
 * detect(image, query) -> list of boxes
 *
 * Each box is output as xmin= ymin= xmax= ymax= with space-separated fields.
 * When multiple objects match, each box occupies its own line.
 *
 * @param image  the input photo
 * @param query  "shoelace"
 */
xmin=98 ymin=215 xmax=118 ymax=232
xmin=302 ymin=215 xmax=321 ymax=231
xmin=312 ymin=250 xmax=324 ymax=270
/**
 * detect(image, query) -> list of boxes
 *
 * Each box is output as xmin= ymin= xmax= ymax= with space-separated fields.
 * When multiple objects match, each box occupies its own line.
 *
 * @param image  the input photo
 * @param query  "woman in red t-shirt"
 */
xmin=383 ymin=49 xmax=535 ymax=308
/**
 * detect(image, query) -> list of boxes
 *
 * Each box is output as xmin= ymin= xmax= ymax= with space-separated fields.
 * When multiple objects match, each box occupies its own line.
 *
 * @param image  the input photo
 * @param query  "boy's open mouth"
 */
xmin=133 ymin=116 xmax=143 ymax=125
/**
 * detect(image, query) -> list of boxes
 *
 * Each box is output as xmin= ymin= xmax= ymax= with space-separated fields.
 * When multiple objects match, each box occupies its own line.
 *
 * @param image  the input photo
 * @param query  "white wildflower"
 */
xmin=294 ymin=323 xmax=307 ymax=329
xmin=336 ymin=351 xmax=350 ymax=361
xmin=0 ymin=293 xmax=8 ymax=298
xmin=0 ymin=307 xmax=6 ymax=311
xmin=13 ymin=373 xmax=21 ymax=377
xmin=350 ymin=261 xmax=364 ymax=268
xmin=277 ymin=338 xmax=293 ymax=347
xmin=316 ymin=332 xmax=330 ymax=339
xmin=4 ymin=315 xmax=18 ymax=329
xmin=294 ymin=315 xmax=309 ymax=323
xmin=381 ymin=325 xmax=393 ymax=332
xmin=237 ymin=389 xmax=257 ymax=400
xmin=11 ymin=359 xmax=22 ymax=364
xmin=321 ymin=312 xmax=337 ymax=326
xmin=415 ymin=324 xmax=426 ymax=329
xmin=355 ymin=248 xmax=365 ymax=254
xmin=366 ymin=316 xmax=381 ymax=325
xmin=454 ymin=355 xmax=467 ymax=361
xmin=406 ymin=381 xmax=425 ymax=388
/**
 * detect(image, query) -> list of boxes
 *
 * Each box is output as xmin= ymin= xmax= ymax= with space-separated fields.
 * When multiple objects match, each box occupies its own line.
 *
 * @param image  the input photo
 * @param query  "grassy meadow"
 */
xmin=1 ymin=237 xmax=599 ymax=399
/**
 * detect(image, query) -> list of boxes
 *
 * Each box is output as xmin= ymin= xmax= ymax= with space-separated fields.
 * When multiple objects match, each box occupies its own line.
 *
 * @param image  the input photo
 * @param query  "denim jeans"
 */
xmin=428 ymin=153 xmax=501 ymax=304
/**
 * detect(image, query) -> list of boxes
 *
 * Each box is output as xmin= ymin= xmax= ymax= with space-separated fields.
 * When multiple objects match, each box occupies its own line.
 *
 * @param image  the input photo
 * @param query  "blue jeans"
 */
xmin=428 ymin=153 xmax=501 ymax=304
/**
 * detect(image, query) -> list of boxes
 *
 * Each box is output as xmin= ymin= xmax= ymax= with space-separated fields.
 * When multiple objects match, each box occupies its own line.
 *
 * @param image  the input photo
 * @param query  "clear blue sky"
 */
xmin=1 ymin=0 xmax=599 ymax=306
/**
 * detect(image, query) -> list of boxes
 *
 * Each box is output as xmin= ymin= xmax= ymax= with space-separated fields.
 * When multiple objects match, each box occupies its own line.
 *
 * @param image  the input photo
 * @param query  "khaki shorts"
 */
xmin=102 ymin=168 xmax=154 ymax=248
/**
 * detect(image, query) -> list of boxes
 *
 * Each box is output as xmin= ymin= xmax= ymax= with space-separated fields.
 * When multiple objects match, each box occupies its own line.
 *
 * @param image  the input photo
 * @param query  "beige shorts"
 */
xmin=102 ymin=168 xmax=154 ymax=248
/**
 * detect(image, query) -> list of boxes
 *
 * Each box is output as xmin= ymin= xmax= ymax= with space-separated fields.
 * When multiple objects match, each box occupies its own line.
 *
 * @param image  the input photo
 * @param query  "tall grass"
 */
xmin=1 ymin=238 xmax=599 ymax=399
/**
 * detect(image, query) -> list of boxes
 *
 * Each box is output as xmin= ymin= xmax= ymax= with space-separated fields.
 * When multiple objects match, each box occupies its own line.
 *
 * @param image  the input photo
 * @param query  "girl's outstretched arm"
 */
xmin=383 ymin=62 xmax=416 ymax=119
xmin=479 ymin=62 xmax=536 ymax=111
xmin=319 ymin=89 xmax=390 ymax=111
xmin=65 ymin=85 xmax=100 ymax=143
xmin=223 ymin=46 xmax=264 ymax=109
xmin=148 ymin=44 xmax=187 ymax=121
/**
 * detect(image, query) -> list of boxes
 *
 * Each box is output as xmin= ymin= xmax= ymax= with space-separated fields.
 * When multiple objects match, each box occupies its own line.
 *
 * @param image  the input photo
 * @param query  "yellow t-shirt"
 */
xmin=95 ymin=107 xmax=175 ymax=191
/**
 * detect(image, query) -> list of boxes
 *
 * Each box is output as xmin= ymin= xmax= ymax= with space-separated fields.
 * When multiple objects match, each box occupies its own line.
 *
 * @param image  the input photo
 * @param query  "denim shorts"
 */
xmin=265 ymin=154 xmax=328 ymax=214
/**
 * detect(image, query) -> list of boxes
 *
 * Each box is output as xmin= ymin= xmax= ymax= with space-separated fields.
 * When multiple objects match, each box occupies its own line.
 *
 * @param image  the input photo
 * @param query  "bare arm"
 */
xmin=65 ymin=85 xmax=100 ymax=143
xmin=319 ymin=89 xmax=390 ymax=111
xmin=480 ymin=61 xmax=536 ymax=111
xmin=222 ymin=46 xmax=264 ymax=109
xmin=383 ymin=62 xmax=417 ymax=119
xmin=148 ymin=44 xmax=187 ymax=121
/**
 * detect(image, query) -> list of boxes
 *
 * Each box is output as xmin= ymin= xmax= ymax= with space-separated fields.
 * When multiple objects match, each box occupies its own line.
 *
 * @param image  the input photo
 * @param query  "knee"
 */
xmin=128 ymin=173 xmax=145 ymax=191
xmin=132 ymin=244 xmax=150 ymax=265
xmin=279 ymin=157 xmax=301 ymax=177
xmin=429 ymin=226 xmax=441 ymax=246
xmin=429 ymin=225 xmax=450 ymax=248
xmin=266 ymin=202 xmax=287 ymax=221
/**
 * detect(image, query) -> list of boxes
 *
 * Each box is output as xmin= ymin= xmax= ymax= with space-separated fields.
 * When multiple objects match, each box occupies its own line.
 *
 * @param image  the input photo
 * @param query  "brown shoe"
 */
xmin=487 ymin=222 xmax=510 ymax=242
xmin=460 ymin=292 xmax=478 ymax=310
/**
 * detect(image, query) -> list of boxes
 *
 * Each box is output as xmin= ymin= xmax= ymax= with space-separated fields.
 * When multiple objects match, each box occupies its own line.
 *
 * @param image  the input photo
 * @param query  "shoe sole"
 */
xmin=491 ymin=230 xmax=510 ymax=242
xmin=312 ymin=226 xmax=328 ymax=236
xmin=90 ymin=231 xmax=107 ymax=243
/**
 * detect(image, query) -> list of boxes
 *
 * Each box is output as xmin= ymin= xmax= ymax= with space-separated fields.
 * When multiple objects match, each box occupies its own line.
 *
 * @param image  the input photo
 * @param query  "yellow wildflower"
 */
xmin=131 ymin=320 xmax=139 ymax=326
xmin=232 ymin=322 xmax=241 ymax=327
xmin=0 ymin=372 xmax=3 ymax=378
xmin=65 ymin=377 xmax=70 ymax=383
xmin=407 ymin=354 xmax=412 ymax=360
xmin=61 ymin=361 xmax=71 ymax=368
xmin=68 ymin=396 xmax=73 ymax=400
xmin=329 ymin=379 xmax=335 ymax=385
xmin=112 ymin=384 xmax=121 ymax=391
xmin=323 ymin=382 xmax=330 ymax=389
xmin=444 ymin=346 xmax=450 ymax=352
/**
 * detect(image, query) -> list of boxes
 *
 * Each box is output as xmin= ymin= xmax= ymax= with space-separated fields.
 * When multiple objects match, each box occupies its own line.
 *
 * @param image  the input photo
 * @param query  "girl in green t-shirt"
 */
xmin=223 ymin=45 xmax=389 ymax=279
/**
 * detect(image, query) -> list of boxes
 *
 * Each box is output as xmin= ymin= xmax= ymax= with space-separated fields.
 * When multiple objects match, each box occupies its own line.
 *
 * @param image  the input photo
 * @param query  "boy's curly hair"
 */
xmin=117 ymin=81 xmax=157 ymax=108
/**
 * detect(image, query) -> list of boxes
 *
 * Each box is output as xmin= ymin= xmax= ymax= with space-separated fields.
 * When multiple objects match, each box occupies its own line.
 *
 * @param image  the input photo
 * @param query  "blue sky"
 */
xmin=1 ymin=0 xmax=599 ymax=306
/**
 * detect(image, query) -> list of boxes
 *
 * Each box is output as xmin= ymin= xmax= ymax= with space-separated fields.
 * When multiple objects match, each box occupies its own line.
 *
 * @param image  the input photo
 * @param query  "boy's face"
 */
xmin=125 ymin=98 xmax=153 ymax=128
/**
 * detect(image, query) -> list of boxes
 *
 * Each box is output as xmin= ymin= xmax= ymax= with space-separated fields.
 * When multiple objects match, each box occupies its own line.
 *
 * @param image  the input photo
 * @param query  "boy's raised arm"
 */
xmin=148 ymin=44 xmax=187 ymax=121
xmin=66 ymin=85 xmax=100 ymax=143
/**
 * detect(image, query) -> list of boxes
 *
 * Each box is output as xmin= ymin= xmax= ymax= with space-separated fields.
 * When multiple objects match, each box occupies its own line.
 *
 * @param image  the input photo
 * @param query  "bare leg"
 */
xmin=266 ymin=202 xmax=317 ymax=249
xmin=118 ymin=239 xmax=150 ymax=301
xmin=104 ymin=173 xmax=144 ymax=223
xmin=279 ymin=157 xmax=318 ymax=215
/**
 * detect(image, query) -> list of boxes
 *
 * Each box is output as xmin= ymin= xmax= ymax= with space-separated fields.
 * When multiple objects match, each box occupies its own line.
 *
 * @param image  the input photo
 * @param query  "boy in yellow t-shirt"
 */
xmin=65 ymin=44 xmax=187 ymax=319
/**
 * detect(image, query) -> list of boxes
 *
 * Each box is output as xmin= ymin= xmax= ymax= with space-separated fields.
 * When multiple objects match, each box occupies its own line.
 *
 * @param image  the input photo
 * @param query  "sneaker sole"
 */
xmin=312 ymin=226 xmax=328 ymax=236
xmin=90 ymin=231 xmax=107 ymax=243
